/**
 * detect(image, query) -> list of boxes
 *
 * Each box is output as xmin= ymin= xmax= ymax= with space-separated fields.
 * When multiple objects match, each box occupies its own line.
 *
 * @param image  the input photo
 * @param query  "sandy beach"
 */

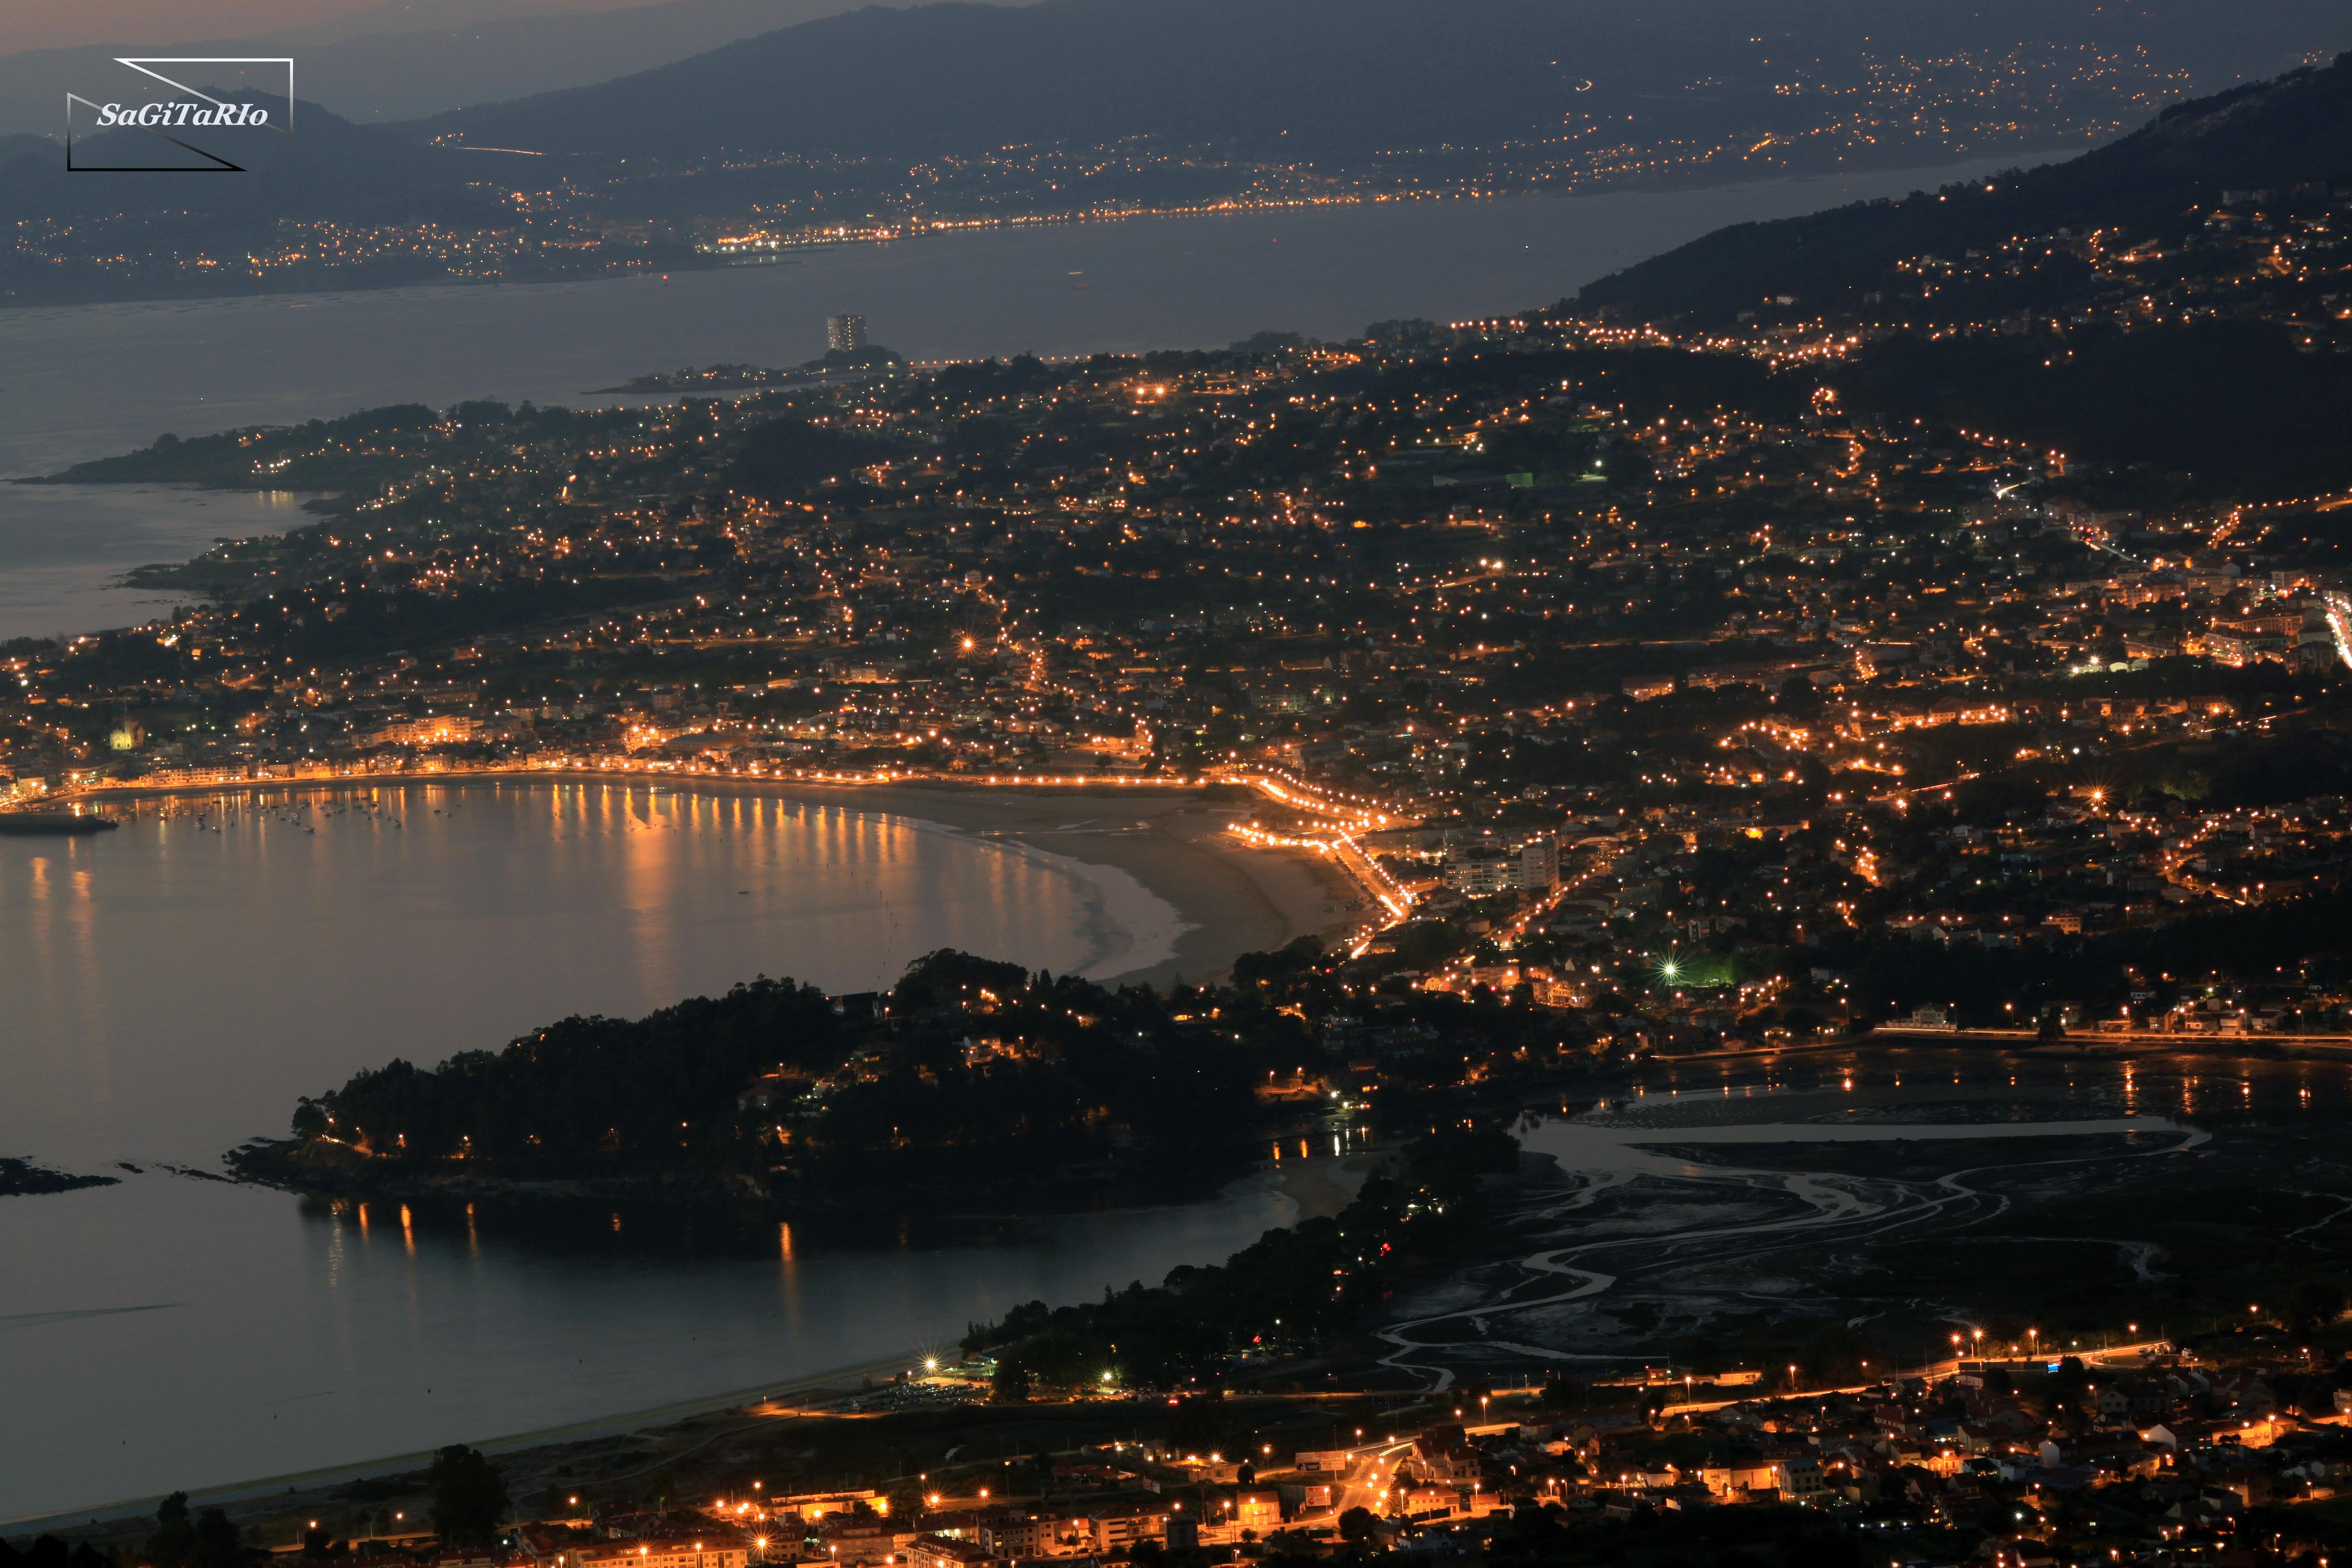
xmin=718 ymin=779 xmax=1368 ymax=987
xmin=1269 ymin=1149 xmax=1378 ymax=1222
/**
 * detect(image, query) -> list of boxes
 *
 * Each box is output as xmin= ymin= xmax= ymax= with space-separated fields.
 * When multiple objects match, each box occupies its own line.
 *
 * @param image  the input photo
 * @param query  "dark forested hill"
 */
xmin=1828 ymin=321 xmax=2352 ymax=499
xmin=231 ymin=949 xmax=1307 ymax=1204
xmin=1574 ymin=52 xmax=2352 ymax=327
xmin=1557 ymin=54 xmax=2352 ymax=498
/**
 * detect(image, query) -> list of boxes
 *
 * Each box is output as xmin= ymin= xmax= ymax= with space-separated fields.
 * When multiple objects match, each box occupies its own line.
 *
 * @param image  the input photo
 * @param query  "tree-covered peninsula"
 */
xmin=231 ymin=948 xmax=1315 ymax=1206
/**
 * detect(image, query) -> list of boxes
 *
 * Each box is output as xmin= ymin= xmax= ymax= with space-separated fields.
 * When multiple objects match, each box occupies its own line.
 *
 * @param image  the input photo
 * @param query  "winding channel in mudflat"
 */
xmin=1376 ymin=1113 xmax=2206 ymax=1388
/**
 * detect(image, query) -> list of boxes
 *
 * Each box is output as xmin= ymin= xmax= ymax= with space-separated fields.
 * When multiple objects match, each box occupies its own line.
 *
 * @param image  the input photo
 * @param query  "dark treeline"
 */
xmin=1815 ymin=884 xmax=2352 ymax=1031
xmin=9 ymin=1453 xmax=511 ymax=1568
xmin=31 ymin=401 xmax=597 ymax=488
xmin=279 ymin=974 xmax=842 ymax=1170
xmin=0 ymin=1539 xmax=117 ymax=1568
xmin=238 ymin=949 xmax=1318 ymax=1198
xmin=962 ymin=1124 xmax=1522 ymax=1392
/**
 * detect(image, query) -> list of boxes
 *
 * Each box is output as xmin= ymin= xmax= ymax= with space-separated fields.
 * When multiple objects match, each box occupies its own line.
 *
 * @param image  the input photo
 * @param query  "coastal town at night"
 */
xmin=6 ymin=8 xmax=2352 ymax=1568
xmin=38 ymin=1327 xmax=2352 ymax=1568
xmin=13 ymin=82 xmax=2352 ymax=1047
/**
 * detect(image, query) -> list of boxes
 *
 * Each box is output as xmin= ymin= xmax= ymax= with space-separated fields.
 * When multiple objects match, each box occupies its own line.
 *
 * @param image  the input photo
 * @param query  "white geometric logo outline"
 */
xmin=66 ymin=55 xmax=294 ymax=172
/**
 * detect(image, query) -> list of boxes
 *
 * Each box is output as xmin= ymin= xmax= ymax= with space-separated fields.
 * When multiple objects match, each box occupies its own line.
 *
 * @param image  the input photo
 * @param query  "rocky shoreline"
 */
xmin=0 ymin=1156 xmax=120 ymax=1196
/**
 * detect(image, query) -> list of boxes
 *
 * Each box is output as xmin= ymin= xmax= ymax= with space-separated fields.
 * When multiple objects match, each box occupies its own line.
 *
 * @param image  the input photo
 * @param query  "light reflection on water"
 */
xmin=1519 ymin=1107 xmax=2202 ymax=1184
xmin=0 ymin=778 xmax=1218 ymax=1522
xmin=0 ymin=779 xmax=1179 ymax=1168
xmin=0 ymin=1158 xmax=1326 ymax=1523
xmin=1576 ymin=1046 xmax=2349 ymax=1129
xmin=0 ymin=486 xmax=314 ymax=641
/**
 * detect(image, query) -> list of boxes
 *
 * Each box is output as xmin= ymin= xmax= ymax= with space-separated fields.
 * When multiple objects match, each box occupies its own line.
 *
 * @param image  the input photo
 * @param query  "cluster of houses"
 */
xmin=326 ymin=1349 xmax=2352 ymax=1568
xmin=521 ymin=1425 xmax=1520 ymax=1568
xmin=1497 ymin=1349 xmax=2352 ymax=1561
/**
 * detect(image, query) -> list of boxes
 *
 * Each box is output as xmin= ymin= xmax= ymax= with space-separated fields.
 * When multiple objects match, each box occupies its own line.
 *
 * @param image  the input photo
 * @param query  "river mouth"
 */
xmin=1373 ymin=1050 xmax=2352 ymax=1390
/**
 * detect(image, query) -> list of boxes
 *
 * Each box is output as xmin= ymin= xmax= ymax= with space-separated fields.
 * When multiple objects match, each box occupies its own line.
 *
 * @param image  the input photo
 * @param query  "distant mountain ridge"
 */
xmin=260 ymin=0 xmax=569 ymax=48
xmin=412 ymin=0 xmax=2342 ymax=164
xmin=2 ymin=0 xmax=2344 ymax=309
xmin=0 ymin=0 xmax=1037 ymax=135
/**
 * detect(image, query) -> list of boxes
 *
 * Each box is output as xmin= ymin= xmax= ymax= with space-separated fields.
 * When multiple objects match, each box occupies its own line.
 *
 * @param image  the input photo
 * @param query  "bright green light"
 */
xmin=1661 ymin=961 xmax=1680 ymax=980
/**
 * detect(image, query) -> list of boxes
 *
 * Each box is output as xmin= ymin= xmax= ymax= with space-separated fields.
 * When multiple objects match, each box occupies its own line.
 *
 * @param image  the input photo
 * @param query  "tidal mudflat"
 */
xmin=1378 ymin=1050 xmax=2352 ymax=1387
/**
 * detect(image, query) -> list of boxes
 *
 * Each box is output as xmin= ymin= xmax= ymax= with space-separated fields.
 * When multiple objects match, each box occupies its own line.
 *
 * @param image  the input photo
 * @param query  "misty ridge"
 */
xmin=0 ymin=0 xmax=2343 ymax=307
xmin=405 ymin=0 xmax=2340 ymax=162
xmin=0 ymin=0 xmax=1007 ymax=135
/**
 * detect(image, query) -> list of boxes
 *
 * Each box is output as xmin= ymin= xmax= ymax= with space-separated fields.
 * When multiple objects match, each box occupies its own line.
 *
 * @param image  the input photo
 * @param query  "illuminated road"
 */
xmin=1331 ymin=1440 xmax=1416 ymax=1517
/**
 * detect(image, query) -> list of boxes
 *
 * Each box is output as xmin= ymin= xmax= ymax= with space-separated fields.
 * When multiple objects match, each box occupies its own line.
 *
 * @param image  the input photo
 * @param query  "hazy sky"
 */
xmin=2 ymin=0 xmax=636 ymax=54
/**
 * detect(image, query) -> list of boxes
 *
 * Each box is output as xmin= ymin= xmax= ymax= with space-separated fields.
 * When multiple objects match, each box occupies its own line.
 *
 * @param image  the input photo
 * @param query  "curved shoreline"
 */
xmin=75 ymin=771 xmax=1367 ymax=987
xmin=0 ymin=1152 xmax=1372 ymax=1534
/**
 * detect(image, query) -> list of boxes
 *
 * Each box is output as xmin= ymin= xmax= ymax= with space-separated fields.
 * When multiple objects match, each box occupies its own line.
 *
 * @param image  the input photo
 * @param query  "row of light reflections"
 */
xmin=1576 ymin=1050 xmax=2346 ymax=1120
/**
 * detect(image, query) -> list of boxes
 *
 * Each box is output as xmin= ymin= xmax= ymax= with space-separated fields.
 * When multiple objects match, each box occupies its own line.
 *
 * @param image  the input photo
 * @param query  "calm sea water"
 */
xmin=0 ymin=780 xmax=1223 ymax=1520
xmin=0 ymin=158 xmax=2049 ymax=638
xmin=0 ymin=486 xmax=313 ymax=643
xmin=0 ymin=781 xmax=1183 ymax=1169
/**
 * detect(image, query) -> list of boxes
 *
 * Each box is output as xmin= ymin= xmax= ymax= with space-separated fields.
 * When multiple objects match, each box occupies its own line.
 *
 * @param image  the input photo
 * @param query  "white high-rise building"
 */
xmin=827 ymin=313 xmax=866 ymax=353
